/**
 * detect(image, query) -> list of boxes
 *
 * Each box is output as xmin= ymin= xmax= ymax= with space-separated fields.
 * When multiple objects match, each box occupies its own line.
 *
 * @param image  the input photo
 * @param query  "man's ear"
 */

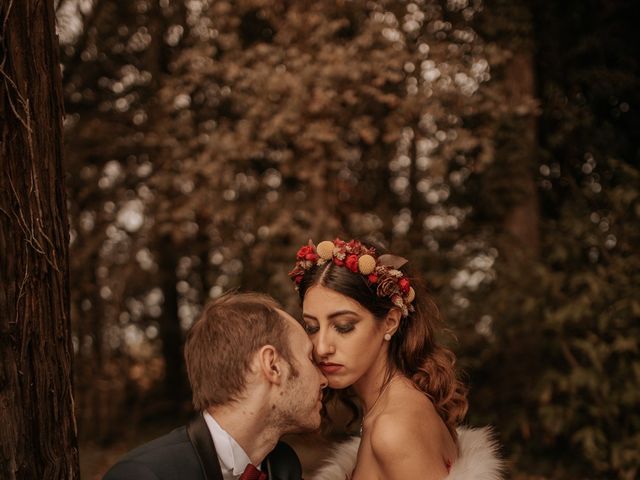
xmin=257 ymin=344 xmax=284 ymax=385
xmin=384 ymin=308 xmax=402 ymax=337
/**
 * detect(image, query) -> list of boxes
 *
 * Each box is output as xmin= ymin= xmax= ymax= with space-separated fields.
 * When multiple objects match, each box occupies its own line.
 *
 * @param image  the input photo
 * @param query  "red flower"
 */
xmin=346 ymin=240 xmax=362 ymax=253
xmin=295 ymin=275 xmax=303 ymax=284
xmin=333 ymin=257 xmax=344 ymax=266
xmin=288 ymin=265 xmax=304 ymax=278
xmin=399 ymin=278 xmax=411 ymax=294
xmin=368 ymin=273 xmax=378 ymax=284
xmin=305 ymin=252 xmax=319 ymax=261
xmin=345 ymin=255 xmax=359 ymax=272
xmin=297 ymin=245 xmax=315 ymax=260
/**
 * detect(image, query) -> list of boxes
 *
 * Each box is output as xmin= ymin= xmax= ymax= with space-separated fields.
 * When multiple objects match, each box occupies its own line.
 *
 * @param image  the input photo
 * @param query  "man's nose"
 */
xmin=318 ymin=371 xmax=328 ymax=389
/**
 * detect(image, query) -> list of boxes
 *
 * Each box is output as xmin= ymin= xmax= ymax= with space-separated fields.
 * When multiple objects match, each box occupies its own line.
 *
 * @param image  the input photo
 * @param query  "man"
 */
xmin=104 ymin=292 xmax=327 ymax=480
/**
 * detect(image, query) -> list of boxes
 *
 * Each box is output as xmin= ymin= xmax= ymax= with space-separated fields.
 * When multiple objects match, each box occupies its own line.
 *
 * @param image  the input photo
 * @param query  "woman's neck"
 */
xmin=352 ymin=352 xmax=397 ymax=413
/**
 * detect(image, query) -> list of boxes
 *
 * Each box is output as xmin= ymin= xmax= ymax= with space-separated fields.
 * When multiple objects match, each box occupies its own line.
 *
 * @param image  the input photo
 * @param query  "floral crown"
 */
xmin=289 ymin=238 xmax=416 ymax=317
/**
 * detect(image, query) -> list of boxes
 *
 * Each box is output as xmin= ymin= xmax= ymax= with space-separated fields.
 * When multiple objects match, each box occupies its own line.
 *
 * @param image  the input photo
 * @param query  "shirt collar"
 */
xmin=203 ymin=411 xmax=256 ymax=476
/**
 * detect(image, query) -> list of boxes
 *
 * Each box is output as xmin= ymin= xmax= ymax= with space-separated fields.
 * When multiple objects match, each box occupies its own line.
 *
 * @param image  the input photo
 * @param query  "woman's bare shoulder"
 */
xmin=367 ymin=411 xmax=450 ymax=480
xmin=381 ymin=377 xmax=443 ymax=433
xmin=368 ymin=406 xmax=441 ymax=457
xmin=367 ymin=381 xmax=450 ymax=468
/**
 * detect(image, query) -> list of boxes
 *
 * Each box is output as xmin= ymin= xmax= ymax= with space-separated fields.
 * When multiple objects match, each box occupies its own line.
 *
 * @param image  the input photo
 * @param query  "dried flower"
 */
xmin=377 ymin=274 xmax=400 ymax=297
xmin=316 ymin=241 xmax=335 ymax=260
xmin=406 ymin=287 xmax=416 ymax=303
xmin=358 ymin=254 xmax=376 ymax=274
xmin=289 ymin=237 xmax=417 ymax=317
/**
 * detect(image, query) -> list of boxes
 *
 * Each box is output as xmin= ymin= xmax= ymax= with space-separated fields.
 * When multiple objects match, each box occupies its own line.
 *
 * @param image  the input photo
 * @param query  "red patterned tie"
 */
xmin=239 ymin=463 xmax=267 ymax=480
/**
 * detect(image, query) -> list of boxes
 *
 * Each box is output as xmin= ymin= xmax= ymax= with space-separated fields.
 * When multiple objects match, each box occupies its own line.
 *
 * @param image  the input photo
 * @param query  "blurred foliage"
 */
xmin=56 ymin=0 xmax=638 ymax=478
xmin=462 ymin=1 xmax=640 ymax=478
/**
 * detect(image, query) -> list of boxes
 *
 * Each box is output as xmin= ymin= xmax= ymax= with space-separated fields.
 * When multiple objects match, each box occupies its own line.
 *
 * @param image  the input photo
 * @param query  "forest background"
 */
xmin=2 ymin=0 xmax=638 ymax=479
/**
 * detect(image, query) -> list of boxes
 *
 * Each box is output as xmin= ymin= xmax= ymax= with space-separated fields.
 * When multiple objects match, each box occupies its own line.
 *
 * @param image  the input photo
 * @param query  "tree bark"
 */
xmin=0 ymin=0 xmax=80 ymax=478
xmin=502 ymin=50 xmax=540 ymax=257
xmin=156 ymin=236 xmax=186 ymax=413
xmin=485 ymin=0 xmax=540 ymax=258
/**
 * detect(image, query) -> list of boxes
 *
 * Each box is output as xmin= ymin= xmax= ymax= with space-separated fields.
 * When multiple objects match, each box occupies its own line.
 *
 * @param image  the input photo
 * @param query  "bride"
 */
xmin=289 ymin=238 xmax=503 ymax=480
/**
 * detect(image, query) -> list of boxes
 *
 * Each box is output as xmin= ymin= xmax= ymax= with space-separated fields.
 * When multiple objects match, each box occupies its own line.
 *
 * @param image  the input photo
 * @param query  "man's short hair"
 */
xmin=185 ymin=292 xmax=293 ymax=410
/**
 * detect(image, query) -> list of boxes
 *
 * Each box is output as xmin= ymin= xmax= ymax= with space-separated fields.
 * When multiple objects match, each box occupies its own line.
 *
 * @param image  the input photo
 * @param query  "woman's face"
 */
xmin=302 ymin=284 xmax=388 ymax=389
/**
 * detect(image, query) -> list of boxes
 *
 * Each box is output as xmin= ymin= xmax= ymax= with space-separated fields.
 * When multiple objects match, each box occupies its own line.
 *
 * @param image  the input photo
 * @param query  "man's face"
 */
xmin=276 ymin=311 xmax=328 ymax=433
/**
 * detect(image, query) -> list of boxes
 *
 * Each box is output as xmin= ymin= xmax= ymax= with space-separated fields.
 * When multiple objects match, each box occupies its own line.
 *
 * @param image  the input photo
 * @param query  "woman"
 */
xmin=289 ymin=238 xmax=503 ymax=480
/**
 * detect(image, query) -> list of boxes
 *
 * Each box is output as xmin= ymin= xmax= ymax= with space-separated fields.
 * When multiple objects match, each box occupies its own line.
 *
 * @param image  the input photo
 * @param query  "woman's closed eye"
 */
xmin=303 ymin=323 xmax=319 ymax=334
xmin=302 ymin=322 xmax=354 ymax=335
xmin=334 ymin=323 xmax=355 ymax=334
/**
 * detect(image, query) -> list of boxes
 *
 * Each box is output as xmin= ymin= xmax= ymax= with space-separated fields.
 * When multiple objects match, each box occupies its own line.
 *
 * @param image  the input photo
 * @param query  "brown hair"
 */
xmin=298 ymin=246 xmax=468 ymax=437
xmin=185 ymin=292 xmax=292 ymax=410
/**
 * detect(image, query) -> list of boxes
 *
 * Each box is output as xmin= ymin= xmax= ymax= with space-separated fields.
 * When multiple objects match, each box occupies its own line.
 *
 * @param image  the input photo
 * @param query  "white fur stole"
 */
xmin=311 ymin=426 xmax=504 ymax=480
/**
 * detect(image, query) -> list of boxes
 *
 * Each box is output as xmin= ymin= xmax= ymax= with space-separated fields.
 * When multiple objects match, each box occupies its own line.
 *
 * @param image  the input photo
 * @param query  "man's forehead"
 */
xmin=278 ymin=309 xmax=303 ymax=332
xmin=277 ymin=308 xmax=297 ymax=324
xmin=277 ymin=309 xmax=309 ymax=345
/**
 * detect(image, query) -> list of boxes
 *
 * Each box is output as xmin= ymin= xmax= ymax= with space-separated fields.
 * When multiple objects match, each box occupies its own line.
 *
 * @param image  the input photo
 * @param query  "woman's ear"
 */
xmin=257 ymin=345 xmax=283 ymax=385
xmin=384 ymin=308 xmax=402 ymax=337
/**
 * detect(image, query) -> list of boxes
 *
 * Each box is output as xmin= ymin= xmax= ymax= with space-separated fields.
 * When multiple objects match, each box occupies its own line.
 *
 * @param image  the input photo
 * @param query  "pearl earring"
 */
xmin=384 ymin=333 xmax=392 ymax=341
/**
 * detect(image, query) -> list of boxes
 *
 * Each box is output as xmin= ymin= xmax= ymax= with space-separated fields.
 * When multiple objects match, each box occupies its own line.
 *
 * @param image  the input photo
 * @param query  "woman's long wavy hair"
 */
xmin=297 ymin=245 xmax=468 ymax=437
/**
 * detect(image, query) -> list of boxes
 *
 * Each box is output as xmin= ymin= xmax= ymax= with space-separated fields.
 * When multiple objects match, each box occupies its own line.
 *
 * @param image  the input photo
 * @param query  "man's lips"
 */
xmin=318 ymin=362 xmax=343 ymax=374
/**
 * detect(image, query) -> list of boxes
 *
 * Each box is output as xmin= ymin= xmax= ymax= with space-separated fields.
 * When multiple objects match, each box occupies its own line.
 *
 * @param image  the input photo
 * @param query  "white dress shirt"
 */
xmin=203 ymin=411 xmax=261 ymax=480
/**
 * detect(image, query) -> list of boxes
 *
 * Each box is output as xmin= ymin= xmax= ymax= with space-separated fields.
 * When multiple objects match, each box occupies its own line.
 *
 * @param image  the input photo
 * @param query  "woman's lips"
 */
xmin=319 ymin=363 xmax=343 ymax=374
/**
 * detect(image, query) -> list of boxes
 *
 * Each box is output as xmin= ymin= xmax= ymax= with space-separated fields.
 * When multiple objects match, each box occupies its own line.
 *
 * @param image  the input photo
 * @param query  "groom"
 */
xmin=104 ymin=292 xmax=327 ymax=480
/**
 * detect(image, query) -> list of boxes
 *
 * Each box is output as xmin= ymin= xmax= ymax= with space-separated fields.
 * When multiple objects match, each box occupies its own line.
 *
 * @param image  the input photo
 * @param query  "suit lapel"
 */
xmin=262 ymin=442 xmax=302 ymax=480
xmin=261 ymin=456 xmax=272 ymax=480
xmin=187 ymin=413 xmax=224 ymax=480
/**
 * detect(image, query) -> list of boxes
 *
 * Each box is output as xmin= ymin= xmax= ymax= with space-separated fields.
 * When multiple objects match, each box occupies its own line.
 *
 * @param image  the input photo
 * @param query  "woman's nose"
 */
xmin=314 ymin=329 xmax=335 ymax=357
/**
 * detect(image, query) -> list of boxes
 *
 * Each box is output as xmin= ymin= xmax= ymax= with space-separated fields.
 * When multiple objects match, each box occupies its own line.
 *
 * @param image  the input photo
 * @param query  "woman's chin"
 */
xmin=328 ymin=378 xmax=353 ymax=390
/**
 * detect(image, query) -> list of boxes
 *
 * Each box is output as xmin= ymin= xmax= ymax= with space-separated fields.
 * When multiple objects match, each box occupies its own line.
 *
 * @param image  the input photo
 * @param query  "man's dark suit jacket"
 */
xmin=103 ymin=413 xmax=302 ymax=480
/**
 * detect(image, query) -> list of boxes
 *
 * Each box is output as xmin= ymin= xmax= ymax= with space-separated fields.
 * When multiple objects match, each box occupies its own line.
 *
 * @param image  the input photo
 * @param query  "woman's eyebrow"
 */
xmin=328 ymin=310 xmax=358 ymax=319
xmin=303 ymin=310 xmax=358 ymax=320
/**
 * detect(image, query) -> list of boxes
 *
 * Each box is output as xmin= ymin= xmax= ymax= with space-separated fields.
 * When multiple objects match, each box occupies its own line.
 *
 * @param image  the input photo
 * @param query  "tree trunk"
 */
xmin=486 ymin=0 xmax=540 ymax=258
xmin=156 ymin=237 xmax=186 ymax=413
xmin=0 ymin=0 xmax=80 ymax=478
xmin=502 ymin=50 xmax=540 ymax=257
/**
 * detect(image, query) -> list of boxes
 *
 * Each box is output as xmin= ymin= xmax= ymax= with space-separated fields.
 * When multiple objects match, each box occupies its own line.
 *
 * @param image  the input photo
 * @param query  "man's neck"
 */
xmin=206 ymin=403 xmax=281 ymax=466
